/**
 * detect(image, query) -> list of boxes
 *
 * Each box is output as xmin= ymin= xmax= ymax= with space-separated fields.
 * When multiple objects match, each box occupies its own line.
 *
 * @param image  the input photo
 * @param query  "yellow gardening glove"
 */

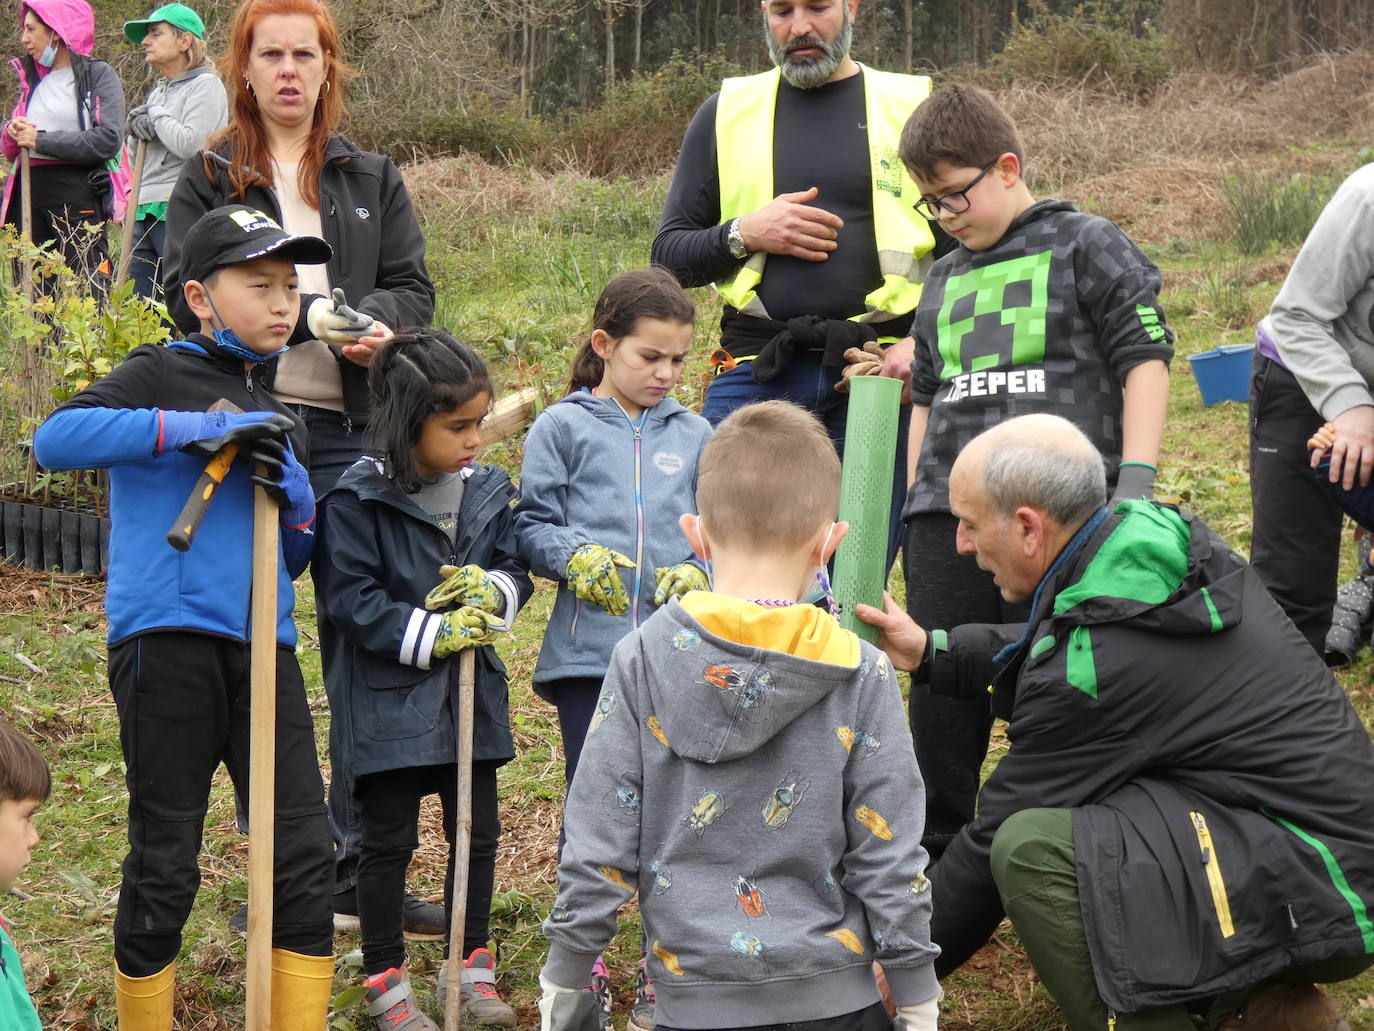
xmin=432 ymin=606 xmax=504 ymax=658
xmin=424 ymin=563 xmax=502 ymax=613
xmin=566 ymin=543 xmax=636 ymax=616
xmin=653 ymin=562 xmax=709 ymax=605
xmin=834 ymin=341 xmax=885 ymax=393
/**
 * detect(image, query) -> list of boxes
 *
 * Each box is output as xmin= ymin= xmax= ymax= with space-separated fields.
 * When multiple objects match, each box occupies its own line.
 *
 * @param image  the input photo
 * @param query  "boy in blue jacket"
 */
xmin=32 ymin=204 xmax=337 ymax=1030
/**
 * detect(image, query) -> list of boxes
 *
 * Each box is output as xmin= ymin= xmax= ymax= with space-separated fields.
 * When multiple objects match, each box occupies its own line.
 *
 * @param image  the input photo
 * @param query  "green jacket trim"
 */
xmin=1271 ymin=814 xmax=1374 ymax=951
xmin=1201 ymin=587 xmax=1224 ymax=633
xmin=1054 ymin=500 xmax=1189 ymax=616
xmin=1065 ymin=625 xmax=1098 ymax=699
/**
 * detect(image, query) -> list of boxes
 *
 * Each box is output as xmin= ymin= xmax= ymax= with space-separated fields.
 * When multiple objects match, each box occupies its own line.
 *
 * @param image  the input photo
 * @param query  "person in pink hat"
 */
xmin=2 ymin=0 xmax=125 ymax=295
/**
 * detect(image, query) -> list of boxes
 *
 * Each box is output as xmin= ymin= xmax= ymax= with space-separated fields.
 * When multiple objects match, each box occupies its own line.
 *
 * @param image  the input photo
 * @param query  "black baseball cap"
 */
xmin=180 ymin=204 xmax=331 ymax=284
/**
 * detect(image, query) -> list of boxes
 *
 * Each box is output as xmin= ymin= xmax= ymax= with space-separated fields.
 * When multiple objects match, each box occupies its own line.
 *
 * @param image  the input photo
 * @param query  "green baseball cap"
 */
xmin=123 ymin=3 xmax=205 ymax=43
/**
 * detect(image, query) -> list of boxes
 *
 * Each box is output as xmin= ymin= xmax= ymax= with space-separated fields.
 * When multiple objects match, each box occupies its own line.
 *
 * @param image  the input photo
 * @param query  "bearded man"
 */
xmin=652 ymin=0 xmax=944 ymax=560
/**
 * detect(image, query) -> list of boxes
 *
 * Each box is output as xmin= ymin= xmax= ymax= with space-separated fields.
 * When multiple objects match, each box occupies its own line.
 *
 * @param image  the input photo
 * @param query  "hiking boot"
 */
xmin=588 ymin=954 xmax=612 ymax=1031
xmin=627 ymin=957 xmax=655 ymax=1031
xmin=364 ymin=967 xmax=439 ymax=1031
xmin=334 ymin=888 xmax=445 ymax=939
xmin=456 ymin=947 xmax=517 ymax=1027
xmin=1218 ymin=982 xmax=1351 ymax=1031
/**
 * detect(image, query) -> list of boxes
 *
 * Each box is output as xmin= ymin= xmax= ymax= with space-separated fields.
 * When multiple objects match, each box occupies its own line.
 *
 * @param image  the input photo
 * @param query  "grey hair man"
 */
xmin=860 ymin=414 xmax=1374 ymax=1031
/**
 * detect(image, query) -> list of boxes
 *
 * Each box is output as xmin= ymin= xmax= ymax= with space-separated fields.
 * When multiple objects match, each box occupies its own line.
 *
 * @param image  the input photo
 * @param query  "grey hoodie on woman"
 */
xmin=515 ymin=390 xmax=711 ymax=694
xmin=129 ymin=63 xmax=226 ymax=205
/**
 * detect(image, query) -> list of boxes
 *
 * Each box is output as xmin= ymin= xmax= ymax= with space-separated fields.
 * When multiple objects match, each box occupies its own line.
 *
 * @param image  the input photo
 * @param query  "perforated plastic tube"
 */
xmin=833 ymin=375 xmax=900 ymax=644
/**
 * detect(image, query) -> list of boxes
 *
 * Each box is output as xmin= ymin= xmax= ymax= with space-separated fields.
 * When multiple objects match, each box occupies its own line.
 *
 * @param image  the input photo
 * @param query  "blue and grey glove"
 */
xmin=1111 ymin=461 xmax=1157 ymax=504
xmin=249 ymin=437 xmax=314 ymax=527
xmin=159 ymin=410 xmax=291 ymax=457
xmin=129 ymin=110 xmax=156 ymax=141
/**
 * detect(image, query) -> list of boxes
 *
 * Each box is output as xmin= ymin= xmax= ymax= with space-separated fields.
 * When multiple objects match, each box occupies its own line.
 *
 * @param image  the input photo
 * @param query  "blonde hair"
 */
xmin=696 ymin=401 xmax=840 ymax=553
xmin=182 ymin=30 xmax=209 ymax=69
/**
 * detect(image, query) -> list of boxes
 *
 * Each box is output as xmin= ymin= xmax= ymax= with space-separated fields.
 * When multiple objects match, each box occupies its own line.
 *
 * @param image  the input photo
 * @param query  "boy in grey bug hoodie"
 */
xmin=538 ymin=401 xmax=941 ymax=1031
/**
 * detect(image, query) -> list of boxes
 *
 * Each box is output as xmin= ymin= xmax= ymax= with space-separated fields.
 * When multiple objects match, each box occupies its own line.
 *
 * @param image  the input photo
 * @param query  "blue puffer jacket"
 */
xmin=32 ymin=336 xmax=312 ymax=646
xmin=314 ymin=459 xmax=533 ymax=776
xmin=514 ymin=391 xmax=712 ymax=694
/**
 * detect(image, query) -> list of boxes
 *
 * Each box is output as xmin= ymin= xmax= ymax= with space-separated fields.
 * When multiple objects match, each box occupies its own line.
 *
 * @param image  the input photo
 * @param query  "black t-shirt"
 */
xmin=652 ymin=72 xmax=879 ymax=323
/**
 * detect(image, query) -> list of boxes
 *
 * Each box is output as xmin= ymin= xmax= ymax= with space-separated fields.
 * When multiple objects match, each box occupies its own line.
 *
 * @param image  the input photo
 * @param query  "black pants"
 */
xmin=548 ymin=676 xmax=605 ymax=861
xmin=1249 ymin=352 xmax=1343 ymax=657
xmin=355 ymin=760 xmax=500 ymax=976
xmin=108 ymin=632 xmax=333 ymax=977
xmin=4 ymin=160 xmax=110 ymax=299
xmin=657 ymin=1001 xmax=891 ymax=1031
xmin=903 ymin=513 xmax=1029 ymax=859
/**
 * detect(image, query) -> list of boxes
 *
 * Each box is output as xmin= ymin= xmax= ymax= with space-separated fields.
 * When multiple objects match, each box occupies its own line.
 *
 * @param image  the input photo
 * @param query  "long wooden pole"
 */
xmin=114 ymin=140 xmax=148 ymax=291
xmin=442 ymin=650 xmax=477 ymax=1031
xmin=246 ymin=477 xmax=278 ymax=1029
xmin=18 ymin=150 xmax=33 ymax=302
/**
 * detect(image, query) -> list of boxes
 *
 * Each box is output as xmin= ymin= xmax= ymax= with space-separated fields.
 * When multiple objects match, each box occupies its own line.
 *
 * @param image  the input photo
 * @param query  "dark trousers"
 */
xmin=702 ymin=357 xmax=910 ymax=565
xmin=903 ymin=513 xmax=1029 ymax=858
xmin=991 ymin=807 xmax=1374 ymax=1030
xmin=549 ymin=676 xmax=606 ymax=861
xmin=4 ymin=161 xmax=110 ymax=299
xmin=1249 ymin=353 xmax=1343 ymax=657
xmin=108 ymin=632 xmax=333 ymax=977
xmin=355 ymin=760 xmax=500 ymax=975
xmin=657 ymin=1001 xmax=891 ymax=1031
xmin=128 ymin=214 xmax=165 ymax=302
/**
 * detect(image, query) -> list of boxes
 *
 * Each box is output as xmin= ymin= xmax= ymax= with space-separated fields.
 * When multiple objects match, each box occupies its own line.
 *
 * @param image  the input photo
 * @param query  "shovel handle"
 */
xmin=166 ymin=444 xmax=239 ymax=551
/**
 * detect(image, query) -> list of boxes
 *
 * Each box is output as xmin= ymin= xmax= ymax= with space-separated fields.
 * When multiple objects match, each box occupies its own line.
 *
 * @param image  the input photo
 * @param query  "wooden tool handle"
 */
xmin=443 ymin=649 xmax=477 ymax=1031
xmin=18 ymin=150 xmax=33 ymax=302
xmin=166 ymin=444 xmax=239 ymax=551
xmin=114 ymin=140 xmax=148 ymax=290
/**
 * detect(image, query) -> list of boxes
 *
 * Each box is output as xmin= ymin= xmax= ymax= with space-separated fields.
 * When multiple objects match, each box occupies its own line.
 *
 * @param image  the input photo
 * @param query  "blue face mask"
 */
xmin=205 ymin=290 xmax=287 ymax=364
xmin=36 ymin=39 xmax=58 ymax=67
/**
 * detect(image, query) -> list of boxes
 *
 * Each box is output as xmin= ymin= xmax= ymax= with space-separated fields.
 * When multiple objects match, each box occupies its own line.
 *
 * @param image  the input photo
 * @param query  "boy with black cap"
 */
xmin=33 ymin=204 xmax=337 ymax=1031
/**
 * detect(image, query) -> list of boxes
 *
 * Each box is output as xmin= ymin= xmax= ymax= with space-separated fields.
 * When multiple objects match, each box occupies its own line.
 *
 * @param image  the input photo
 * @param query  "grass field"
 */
xmin=5 ymin=114 xmax=1374 ymax=1030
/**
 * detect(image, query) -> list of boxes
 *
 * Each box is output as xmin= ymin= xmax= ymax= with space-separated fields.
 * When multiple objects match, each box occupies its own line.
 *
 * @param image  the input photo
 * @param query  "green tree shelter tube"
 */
xmin=834 ymin=375 xmax=900 ymax=644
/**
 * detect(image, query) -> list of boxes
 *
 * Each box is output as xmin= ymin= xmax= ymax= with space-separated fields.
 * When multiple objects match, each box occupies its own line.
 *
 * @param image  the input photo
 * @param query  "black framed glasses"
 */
xmin=912 ymin=159 xmax=998 ymax=219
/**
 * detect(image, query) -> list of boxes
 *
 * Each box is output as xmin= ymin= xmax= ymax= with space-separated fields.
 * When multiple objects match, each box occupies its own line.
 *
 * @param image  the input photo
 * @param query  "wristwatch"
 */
xmin=727 ymin=217 xmax=749 ymax=260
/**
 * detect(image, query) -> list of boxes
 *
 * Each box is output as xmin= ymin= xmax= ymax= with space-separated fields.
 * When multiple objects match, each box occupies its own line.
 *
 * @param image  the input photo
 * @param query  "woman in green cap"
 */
xmin=121 ymin=2 xmax=225 ymax=300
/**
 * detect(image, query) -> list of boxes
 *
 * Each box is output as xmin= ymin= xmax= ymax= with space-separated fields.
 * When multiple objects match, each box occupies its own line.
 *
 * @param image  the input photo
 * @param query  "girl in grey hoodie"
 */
xmin=515 ymin=268 xmax=712 ymax=1031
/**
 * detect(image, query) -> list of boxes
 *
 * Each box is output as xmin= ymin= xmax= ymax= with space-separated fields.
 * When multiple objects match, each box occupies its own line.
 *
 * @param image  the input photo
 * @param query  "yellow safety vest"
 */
xmin=714 ymin=64 xmax=935 ymax=325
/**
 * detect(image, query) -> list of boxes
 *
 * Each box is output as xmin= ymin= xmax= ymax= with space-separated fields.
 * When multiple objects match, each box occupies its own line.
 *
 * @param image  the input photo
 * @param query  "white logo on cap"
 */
xmin=229 ymin=208 xmax=279 ymax=233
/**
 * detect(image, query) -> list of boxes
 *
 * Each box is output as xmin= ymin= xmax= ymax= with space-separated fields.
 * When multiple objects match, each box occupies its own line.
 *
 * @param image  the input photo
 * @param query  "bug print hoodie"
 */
xmin=542 ymin=593 xmax=940 ymax=1028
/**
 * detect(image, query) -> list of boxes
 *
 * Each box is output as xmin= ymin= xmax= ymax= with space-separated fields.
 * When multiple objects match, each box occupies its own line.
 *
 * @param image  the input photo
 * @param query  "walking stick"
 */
xmin=246 ymin=472 xmax=279 ymax=1029
xmin=114 ymin=139 xmax=148 ymax=291
xmin=18 ymin=149 xmax=33 ymax=302
xmin=442 ymin=649 xmax=477 ymax=1031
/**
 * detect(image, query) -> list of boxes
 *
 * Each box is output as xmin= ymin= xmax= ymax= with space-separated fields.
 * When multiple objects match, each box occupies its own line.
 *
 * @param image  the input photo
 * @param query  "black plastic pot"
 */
xmin=0 ymin=499 xmax=110 ymax=576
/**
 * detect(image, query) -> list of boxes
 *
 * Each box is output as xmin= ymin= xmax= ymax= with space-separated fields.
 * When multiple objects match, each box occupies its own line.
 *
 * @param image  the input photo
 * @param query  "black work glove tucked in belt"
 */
xmin=751 ymin=315 xmax=879 ymax=384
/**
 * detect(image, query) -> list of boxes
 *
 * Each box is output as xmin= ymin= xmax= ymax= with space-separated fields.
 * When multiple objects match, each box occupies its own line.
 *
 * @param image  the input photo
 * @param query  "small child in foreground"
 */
xmin=0 ymin=720 xmax=50 ymax=1031
xmin=539 ymin=401 xmax=940 ymax=1031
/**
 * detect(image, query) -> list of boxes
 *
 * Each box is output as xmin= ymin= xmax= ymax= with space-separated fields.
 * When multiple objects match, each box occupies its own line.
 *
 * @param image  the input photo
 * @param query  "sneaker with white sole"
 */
xmin=364 ymin=967 xmax=439 ymax=1031
xmin=435 ymin=947 xmax=516 ymax=1027
xmin=334 ymin=889 xmax=445 ymax=939
xmin=627 ymin=958 xmax=655 ymax=1031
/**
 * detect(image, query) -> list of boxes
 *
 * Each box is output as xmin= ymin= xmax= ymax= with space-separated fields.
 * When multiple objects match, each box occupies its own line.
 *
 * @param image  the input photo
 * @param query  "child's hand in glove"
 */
xmin=653 ymin=562 xmax=708 ymax=605
xmin=307 ymin=288 xmax=375 ymax=346
xmin=425 ymin=564 xmax=502 ymax=613
xmin=565 ymin=543 xmax=635 ymax=616
xmin=834 ymin=340 xmax=885 ymax=393
xmin=432 ymin=607 xmax=504 ymax=658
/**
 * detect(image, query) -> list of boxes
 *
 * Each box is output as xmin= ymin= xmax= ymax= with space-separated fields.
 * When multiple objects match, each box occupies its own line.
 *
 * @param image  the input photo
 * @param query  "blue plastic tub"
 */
xmin=1187 ymin=343 xmax=1255 ymax=406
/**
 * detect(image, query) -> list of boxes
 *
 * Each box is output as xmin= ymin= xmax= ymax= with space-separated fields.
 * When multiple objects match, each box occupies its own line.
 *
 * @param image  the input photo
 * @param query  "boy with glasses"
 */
xmin=896 ymin=84 xmax=1174 ymax=859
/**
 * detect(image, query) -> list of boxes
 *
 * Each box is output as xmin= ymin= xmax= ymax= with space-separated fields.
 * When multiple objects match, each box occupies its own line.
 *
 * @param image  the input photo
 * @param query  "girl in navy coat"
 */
xmin=314 ymin=330 xmax=532 ymax=1031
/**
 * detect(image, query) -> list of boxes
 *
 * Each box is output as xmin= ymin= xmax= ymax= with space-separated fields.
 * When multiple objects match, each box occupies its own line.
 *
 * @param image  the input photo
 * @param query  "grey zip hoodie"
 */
xmin=542 ymin=597 xmax=939 ymax=1028
xmin=128 ymin=63 xmax=227 ymax=206
xmin=514 ymin=390 xmax=711 ymax=693
xmin=1266 ymin=162 xmax=1374 ymax=420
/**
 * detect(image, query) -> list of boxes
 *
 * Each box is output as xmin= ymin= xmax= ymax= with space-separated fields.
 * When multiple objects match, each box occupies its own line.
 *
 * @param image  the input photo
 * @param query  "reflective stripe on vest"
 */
xmin=713 ymin=64 xmax=935 ymax=323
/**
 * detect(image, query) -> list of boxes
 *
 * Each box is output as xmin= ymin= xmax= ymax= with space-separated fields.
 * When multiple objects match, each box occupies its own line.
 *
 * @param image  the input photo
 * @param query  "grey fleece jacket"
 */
xmin=128 ymin=64 xmax=227 ymax=207
xmin=1266 ymin=162 xmax=1374 ymax=420
xmin=542 ymin=600 xmax=939 ymax=1028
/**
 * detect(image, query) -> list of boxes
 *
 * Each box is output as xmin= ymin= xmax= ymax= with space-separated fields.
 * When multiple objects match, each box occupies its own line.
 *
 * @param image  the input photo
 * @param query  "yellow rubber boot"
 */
xmin=114 ymin=962 xmax=174 ymax=1031
xmin=271 ymin=948 xmax=336 ymax=1030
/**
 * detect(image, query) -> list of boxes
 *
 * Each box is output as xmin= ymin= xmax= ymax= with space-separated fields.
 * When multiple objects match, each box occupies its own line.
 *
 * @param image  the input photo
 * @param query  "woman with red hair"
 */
xmin=163 ymin=0 xmax=433 ymax=500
